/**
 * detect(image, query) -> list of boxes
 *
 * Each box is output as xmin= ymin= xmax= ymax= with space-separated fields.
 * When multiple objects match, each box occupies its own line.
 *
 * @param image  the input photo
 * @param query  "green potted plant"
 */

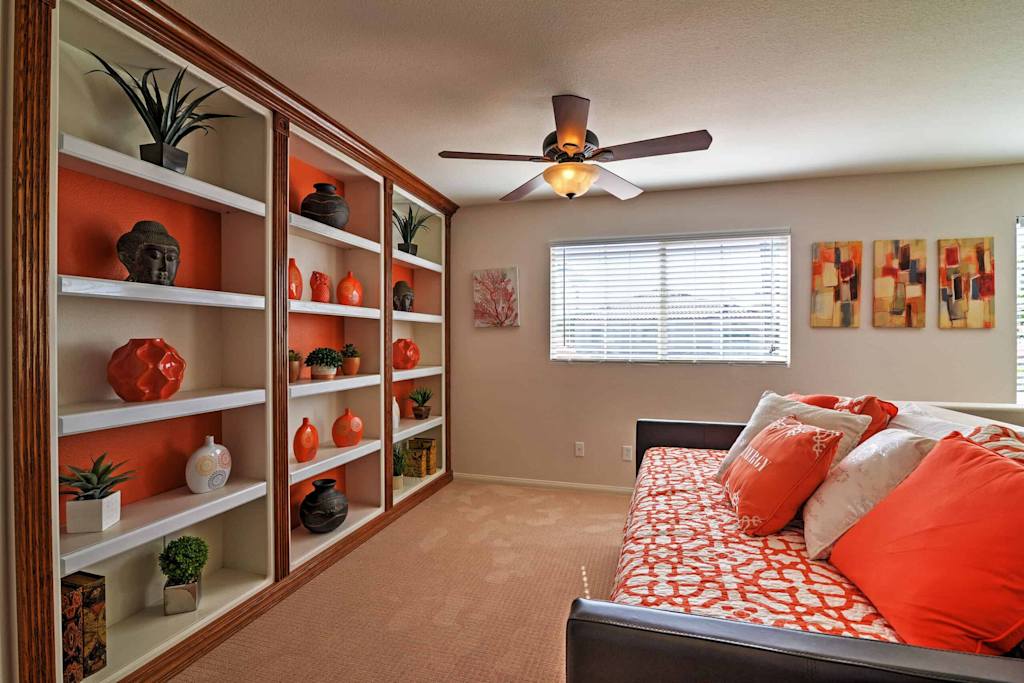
xmin=409 ymin=388 xmax=433 ymax=420
xmin=159 ymin=535 xmax=209 ymax=615
xmin=59 ymin=454 xmax=134 ymax=533
xmin=392 ymin=444 xmax=406 ymax=492
xmin=339 ymin=343 xmax=361 ymax=376
xmin=305 ymin=347 xmax=342 ymax=380
xmin=392 ymin=206 xmax=432 ymax=255
xmin=288 ymin=349 xmax=302 ymax=382
xmin=88 ymin=52 xmax=237 ymax=174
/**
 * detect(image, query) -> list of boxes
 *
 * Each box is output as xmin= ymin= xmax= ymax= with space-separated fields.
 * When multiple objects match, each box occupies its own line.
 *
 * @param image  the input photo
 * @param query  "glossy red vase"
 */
xmin=331 ymin=409 xmax=364 ymax=447
xmin=288 ymin=258 xmax=303 ymax=300
xmin=310 ymin=271 xmax=331 ymax=303
xmin=393 ymin=338 xmax=421 ymax=370
xmin=337 ymin=271 xmax=364 ymax=307
xmin=107 ymin=338 xmax=186 ymax=402
xmin=293 ymin=417 xmax=319 ymax=463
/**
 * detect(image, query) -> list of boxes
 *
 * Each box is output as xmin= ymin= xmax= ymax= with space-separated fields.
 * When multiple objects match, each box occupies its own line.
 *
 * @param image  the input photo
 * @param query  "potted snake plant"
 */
xmin=392 ymin=206 xmax=432 ymax=255
xmin=59 ymin=454 xmax=134 ymax=533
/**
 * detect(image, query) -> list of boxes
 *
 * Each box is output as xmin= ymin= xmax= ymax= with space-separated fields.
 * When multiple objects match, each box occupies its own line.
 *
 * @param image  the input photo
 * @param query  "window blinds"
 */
xmin=1017 ymin=218 xmax=1023 ymax=401
xmin=550 ymin=232 xmax=790 ymax=364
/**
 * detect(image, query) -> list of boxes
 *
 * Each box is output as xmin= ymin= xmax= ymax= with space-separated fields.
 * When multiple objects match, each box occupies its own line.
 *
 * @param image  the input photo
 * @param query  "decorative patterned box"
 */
xmin=61 ymin=572 xmax=107 ymax=679
xmin=61 ymin=581 xmax=84 ymax=682
xmin=403 ymin=445 xmax=427 ymax=478
xmin=408 ymin=437 xmax=438 ymax=475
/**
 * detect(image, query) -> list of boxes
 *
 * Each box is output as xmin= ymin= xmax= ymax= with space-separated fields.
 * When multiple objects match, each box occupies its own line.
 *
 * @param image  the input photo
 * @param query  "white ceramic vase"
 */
xmin=186 ymin=435 xmax=232 ymax=494
xmin=392 ymin=396 xmax=400 ymax=430
xmin=66 ymin=491 xmax=121 ymax=533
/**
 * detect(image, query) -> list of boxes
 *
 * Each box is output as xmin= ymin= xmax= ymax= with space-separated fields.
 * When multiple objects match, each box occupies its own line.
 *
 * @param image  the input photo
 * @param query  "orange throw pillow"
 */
xmin=786 ymin=393 xmax=841 ymax=409
xmin=788 ymin=393 xmax=898 ymax=442
xmin=721 ymin=416 xmax=842 ymax=536
xmin=831 ymin=434 xmax=1024 ymax=655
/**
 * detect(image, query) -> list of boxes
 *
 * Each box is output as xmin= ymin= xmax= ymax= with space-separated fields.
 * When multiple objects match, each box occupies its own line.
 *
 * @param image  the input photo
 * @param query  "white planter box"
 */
xmin=66 ymin=491 xmax=121 ymax=533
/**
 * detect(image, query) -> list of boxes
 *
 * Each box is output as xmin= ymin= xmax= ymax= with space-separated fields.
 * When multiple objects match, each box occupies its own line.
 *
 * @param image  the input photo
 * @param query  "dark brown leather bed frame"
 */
xmin=564 ymin=419 xmax=1024 ymax=683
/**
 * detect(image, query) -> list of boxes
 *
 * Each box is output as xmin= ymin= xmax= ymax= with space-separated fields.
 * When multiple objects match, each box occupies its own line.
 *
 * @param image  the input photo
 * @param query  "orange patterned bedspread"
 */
xmin=610 ymin=447 xmax=900 ymax=642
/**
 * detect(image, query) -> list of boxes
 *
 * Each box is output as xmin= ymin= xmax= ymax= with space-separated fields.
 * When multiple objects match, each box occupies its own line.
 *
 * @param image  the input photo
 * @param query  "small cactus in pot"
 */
xmin=409 ymin=388 xmax=433 ymax=420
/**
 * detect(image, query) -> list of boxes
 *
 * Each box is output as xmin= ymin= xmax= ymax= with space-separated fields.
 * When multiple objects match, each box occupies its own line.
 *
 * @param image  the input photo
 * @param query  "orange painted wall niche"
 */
xmin=289 ymin=467 xmax=347 ymax=529
xmin=289 ymin=157 xmax=345 ymax=214
xmin=57 ymin=412 xmax=222 ymax=525
xmin=58 ymin=167 xmax=222 ymax=290
xmin=288 ymin=313 xmax=345 ymax=381
xmin=394 ymin=379 xmax=415 ymax=419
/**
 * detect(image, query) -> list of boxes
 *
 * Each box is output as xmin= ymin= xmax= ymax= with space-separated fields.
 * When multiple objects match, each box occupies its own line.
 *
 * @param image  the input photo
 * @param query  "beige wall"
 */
xmin=451 ymin=165 xmax=1023 ymax=488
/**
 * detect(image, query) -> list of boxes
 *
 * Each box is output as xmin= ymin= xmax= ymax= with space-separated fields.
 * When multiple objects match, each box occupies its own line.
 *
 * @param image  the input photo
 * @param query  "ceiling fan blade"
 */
xmin=500 ymin=172 xmax=548 ymax=202
xmin=593 ymin=165 xmax=643 ymax=200
xmin=552 ymin=95 xmax=590 ymax=154
xmin=439 ymin=151 xmax=549 ymax=162
xmin=590 ymin=129 xmax=712 ymax=162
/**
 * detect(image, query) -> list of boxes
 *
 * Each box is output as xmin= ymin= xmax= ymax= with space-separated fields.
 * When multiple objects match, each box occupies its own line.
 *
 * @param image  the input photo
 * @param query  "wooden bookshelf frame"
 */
xmin=7 ymin=0 xmax=457 ymax=680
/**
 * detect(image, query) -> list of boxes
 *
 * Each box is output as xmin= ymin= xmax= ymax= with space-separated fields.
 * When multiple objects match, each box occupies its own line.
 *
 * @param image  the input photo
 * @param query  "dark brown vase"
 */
xmin=300 ymin=183 xmax=350 ymax=229
xmin=412 ymin=405 xmax=431 ymax=420
xmin=140 ymin=142 xmax=188 ymax=174
xmin=299 ymin=479 xmax=349 ymax=534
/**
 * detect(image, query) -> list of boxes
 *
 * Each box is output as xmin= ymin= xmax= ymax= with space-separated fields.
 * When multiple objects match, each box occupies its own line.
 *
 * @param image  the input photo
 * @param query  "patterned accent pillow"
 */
xmin=802 ymin=428 xmax=936 ymax=560
xmin=834 ymin=395 xmax=899 ymax=442
xmin=966 ymin=424 xmax=1024 ymax=460
xmin=721 ymin=415 xmax=843 ymax=536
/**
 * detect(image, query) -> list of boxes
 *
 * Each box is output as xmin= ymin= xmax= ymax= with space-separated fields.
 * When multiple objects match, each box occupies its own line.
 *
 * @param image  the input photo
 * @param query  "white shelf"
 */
xmin=58 ymin=133 xmax=266 ymax=216
xmin=288 ymin=439 xmax=381 ymax=484
xmin=290 ymin=502 xmax=383 ymax=570
xmin=289 ymin=212 xmax=381 ymax=253
xmin=289 ymin=373 xmax=381 ymax=399
xmin=393 ymin=365 xmax=443 ymax=382
xmin=394 ymin=469 xmax=446 ymax=504
xmin=289 ymin=299 xmax=381 ymax=319
xmin=59 ymin=478 xmax=267 ymax=577
xmin=393 ymin=310 xmax=443 ymax=324
xmin=394 ymin=416 xmax=444 ymax=442
xmin=58 ymin=387 xmax=266 ymax=436
xmin=58 ymin=275 xmax=265 ymax=311
xmin=94 ymin=568 xmax=268 ymax=683
xmin=393 ymin=249 xmax=443 ymax=273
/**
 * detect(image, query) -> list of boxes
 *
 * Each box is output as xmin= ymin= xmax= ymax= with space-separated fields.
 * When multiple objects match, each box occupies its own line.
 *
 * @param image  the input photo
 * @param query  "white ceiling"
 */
xmin=166 ymin=0 xmax=1024 ymax=206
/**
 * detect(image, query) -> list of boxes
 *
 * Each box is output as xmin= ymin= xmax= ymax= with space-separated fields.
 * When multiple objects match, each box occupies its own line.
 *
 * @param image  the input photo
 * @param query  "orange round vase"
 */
xmin=293 ymin=417 xmax=319 ymax=463
xmin=341 ymin=357 xmax=361 ymax=376
xmin=331 ymin=409 xmax=364 ymax=447
xmin=310 ymin=271 xmax=331 ymax=303
xmin=107 ymin=338 xmax=186 ymax=402
xmin=392 ymin=338 xmax=421 ymax=370
xmin=337 ymin=271 xmax=364 ymax=307
xmin=288 ymin=258 xmax=303 ymax=300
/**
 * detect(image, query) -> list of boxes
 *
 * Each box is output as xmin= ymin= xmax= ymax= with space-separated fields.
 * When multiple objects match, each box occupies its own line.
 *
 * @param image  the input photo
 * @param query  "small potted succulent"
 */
xmin=392 ymin=444 xmax=406 ymax=492
xmin=59 ymin=454 xmax=134 ymax=533
xmin=288 ymin=349 xmax=303 ymax=382
xmin=392 ymin=206 xmax=432 ymax=255
xmin=340 ymin=344 xmax=361 ymax=376
xmin=88 ymin=52 xmax=237 ymax=174
xmin=305 ymin=346 xmax=342 ymax=380
xmin=409 ymin=388 xmax=433 ymax=420
xmin=159 ymin=535 xmax=209 ymax=615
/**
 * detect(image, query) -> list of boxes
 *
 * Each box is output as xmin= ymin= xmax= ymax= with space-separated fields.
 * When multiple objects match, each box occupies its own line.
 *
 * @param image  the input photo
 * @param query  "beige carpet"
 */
xmin=174 ymin=480 xmax=630 ymax=682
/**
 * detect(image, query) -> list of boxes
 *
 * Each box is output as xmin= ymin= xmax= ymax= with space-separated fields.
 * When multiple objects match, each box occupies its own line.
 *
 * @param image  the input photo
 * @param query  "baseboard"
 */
xmin=453 ymin=471 xmax=633 ymax=495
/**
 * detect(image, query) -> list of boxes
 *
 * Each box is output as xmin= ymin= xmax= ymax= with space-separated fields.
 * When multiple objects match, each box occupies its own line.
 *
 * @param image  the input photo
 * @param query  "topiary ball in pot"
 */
xmin=159 ymin=535 xmax=209 ymax=615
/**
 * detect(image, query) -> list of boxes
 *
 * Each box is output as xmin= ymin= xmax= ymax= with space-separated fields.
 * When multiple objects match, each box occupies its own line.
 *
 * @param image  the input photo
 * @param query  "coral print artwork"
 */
xmin=811 ymin=241 xmax=862 ymax=328
xmin=472 ymin=266 xmax=520 ymax=328
xmin=938 ymin=237 xmax=994 ymax=329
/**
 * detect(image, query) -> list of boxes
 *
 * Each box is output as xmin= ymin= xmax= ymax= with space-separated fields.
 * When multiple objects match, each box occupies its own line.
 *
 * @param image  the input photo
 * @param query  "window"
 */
xmin=1017 ymin=217 xmax=1023 ymax=401
xmin=550 ymin=231 xmax=791 ymax=364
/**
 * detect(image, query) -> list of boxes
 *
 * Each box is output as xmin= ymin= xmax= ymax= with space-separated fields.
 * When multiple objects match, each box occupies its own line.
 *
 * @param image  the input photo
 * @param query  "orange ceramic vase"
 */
xmin=337 ymin=271 xmax=364 ymax=307
xmin=331 ymin=409 xmax=364 ymax=447
xmin=392 ymin=338 xmax=421 ymax=370
xmin=288 ymin=258 xmax=303 ymax=300
xmin=310 ymin=271 xmax=331 ymax=303
xmin=107 ymin=338 xmax=186 ymax=402
xmin=293 ymin=417 xmax=319 ymax=463
xmin=341 ymin=357 xmax=361 ymax=376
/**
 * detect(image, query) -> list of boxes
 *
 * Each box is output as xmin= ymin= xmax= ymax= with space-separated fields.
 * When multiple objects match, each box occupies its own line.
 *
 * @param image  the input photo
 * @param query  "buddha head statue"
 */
xmin=393 ymin=280 xmax=414 ymax=312
xmin=116 ymin=220 xmax=181 ymax=286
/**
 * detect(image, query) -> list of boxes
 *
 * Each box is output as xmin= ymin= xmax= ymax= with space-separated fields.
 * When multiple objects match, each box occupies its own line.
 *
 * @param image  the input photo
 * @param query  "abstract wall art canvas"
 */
xmin=873 ymin=239 xmax=926 ymax=328
xmin=811 ymin=241 xmax=861 ymax=328
xmin=472 ymin=266 xmax=520 ymax=327
xmin=938 ymin=237 xmax=994 ymax=329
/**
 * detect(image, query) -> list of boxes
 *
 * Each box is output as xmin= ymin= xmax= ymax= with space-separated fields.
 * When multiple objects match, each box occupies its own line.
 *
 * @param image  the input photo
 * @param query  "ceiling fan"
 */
xmin=438 ymin=94 xmax=712 ymax=202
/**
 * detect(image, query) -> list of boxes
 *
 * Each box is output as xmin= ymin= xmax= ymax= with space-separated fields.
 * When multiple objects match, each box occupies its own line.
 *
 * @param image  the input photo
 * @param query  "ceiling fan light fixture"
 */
xmin=543 ymin=162 xmax=600 ymax=199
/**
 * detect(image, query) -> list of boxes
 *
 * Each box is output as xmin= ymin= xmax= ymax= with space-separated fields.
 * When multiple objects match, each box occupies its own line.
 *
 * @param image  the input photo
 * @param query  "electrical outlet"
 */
xmin=622 ymin=445 xmax=633 ymax=462
xmin=574 ymin=441 xmax=585 ymax=458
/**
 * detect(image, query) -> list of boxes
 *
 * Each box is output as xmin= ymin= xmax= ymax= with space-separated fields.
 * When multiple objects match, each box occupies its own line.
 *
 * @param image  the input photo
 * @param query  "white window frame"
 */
xmin=549 ymin=229 xmax=792 ymax=366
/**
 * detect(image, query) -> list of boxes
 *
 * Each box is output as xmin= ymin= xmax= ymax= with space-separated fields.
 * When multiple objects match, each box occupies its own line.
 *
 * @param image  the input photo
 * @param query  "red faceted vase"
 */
xmin=107 ymin=338 xmax=186 ymax=402
xmin=294 ymin=417 xmax=319 ymax=463
xmin=331 ymin=408 xmax=364 ymax=447
xmin=337 ymin=271 xmax=363 ymax=307
xmin=393 ymin=338 xmax=421 ymax=370
xmin=310 ymin=271 xmax=331 ymax=303
xmin=288 ymin=258 xmax=303 ymax=300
